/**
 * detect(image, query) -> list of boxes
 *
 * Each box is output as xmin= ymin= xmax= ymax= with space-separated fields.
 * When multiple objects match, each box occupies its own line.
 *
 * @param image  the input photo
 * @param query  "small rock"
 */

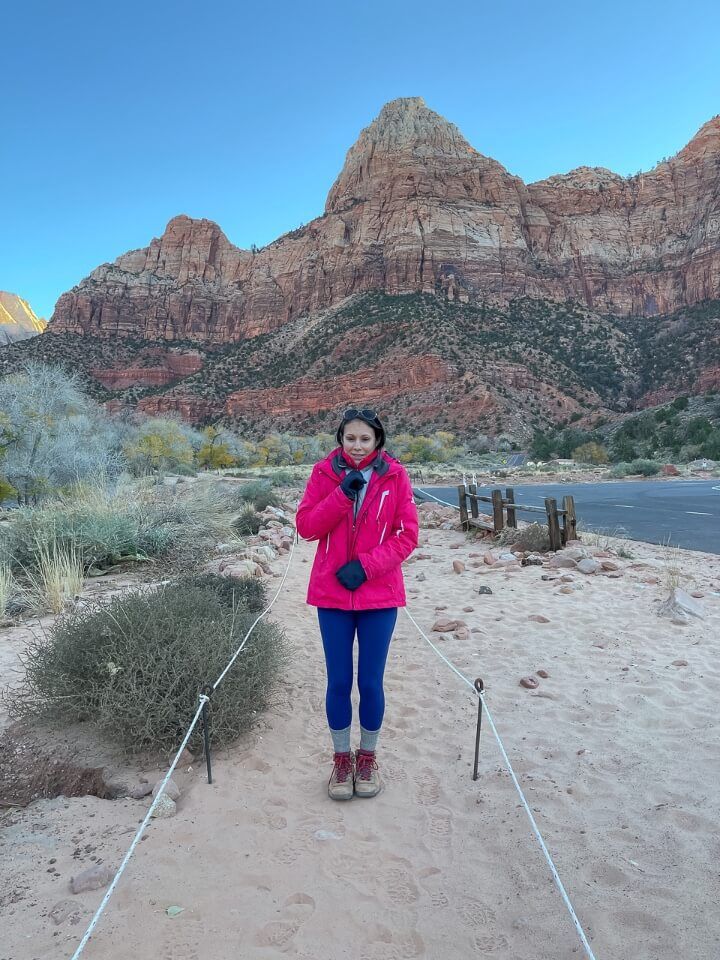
xmin=600 ymin=560 xmax=620 ymax=571
xmin=521 ymin=555 xmax=543 ymax=566
xmin=129 ymin=782 xmax=153 ymax=800
xmin=477 ymin=586 xmax=493 ymax=596
xmin=519 ymin=676 xmax=539 ymax=690
xmin=152 ymin=777 xmax=180 ymax=802
xmin=49 ymin=899 xmax=81 ymax=925
xmin=559 ymin=585 xmax=577 ymax=594
xmin=452 ymin=560 xmax=465 ymax=574
xmin=671 ymin=659 xmax=688 ymax=667
xmin=415 ymin=552 xmax=432 ymax=560
xmin=537 ymin=669 xmax=550 ymax=679
xmin=177 ymin=748 xmax=194 ymax=766
xmin=528 ymin=615 xmax=550 ymax=623
xmin=462 ymin=606 xmax=474 ymax=612
xmin=577 ymin=558 xmax=601 ymax=575
xmin=547 ymin=555 xmax=578 ymax=570
xmin=564 ymin=547 xmax=590 ymax=561
xmin=483 ymin=552 xmax=496 ymax=565
xmin=541 ymin=574 xmax=558 ymax=581
xmin=453 ymin=626 xmax=470 ymax=641
xmin=560 ymin=574 xmax=575 ymax=583
xmin=691 ymin=591 xmax=705 ymax=598
xmin=150 ymin=795 xmax=177 ymax=819
xmin=70 ymin=863 xmax=115 ymax=895
xmin=432 ymin=618 xmax=459 ymax=632
xmin=604 ymin=571 xmax=623 ymax=579
xmin=658 ymin=588 xmax=705 ymax=622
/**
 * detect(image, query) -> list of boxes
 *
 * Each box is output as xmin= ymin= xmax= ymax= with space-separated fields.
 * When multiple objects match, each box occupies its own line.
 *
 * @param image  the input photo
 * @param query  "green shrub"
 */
xmin=5 ymin=574 xmax=286 ymax=751
xmin=628 ymin=459 xmax=661 ymax=476
xmin=232 ymin=506 xmax=263 ymax=535
xmin=238 ymin=481 xmax=280 ymax=511
xmin=497 ymin=522 xmax=551 ymax=553
xmin=0 ymin=481 xmax=237 ymax=573
xmin=609 ymin=462 xmax=631 ymax=478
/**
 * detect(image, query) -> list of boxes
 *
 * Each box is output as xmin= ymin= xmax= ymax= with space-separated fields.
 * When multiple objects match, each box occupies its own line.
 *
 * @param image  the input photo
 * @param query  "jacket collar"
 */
xmin=328 ymin=447 xmax=391 ymax=478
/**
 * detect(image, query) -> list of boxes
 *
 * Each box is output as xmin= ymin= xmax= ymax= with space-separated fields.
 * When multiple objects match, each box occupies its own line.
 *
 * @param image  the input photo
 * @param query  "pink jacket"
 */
xmin=296 ymin=448 xmax=419 ymax=610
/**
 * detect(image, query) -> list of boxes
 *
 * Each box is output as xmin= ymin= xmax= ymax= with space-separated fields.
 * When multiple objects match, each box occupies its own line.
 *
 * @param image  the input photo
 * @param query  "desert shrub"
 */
xmin=123 ymin=417 xmax=202 ymax=476
xmin=0 ymin=362 xmax=124 ymax=504
xmin=5 ymin=574 xmax=287 ymax=751
xmin=238 ymin=481 xmax=279 ymax=511
xmin=0 ymin=564 xmax=15 ymax=620
xmin=0 ymin=480 xmax=237 ymax=573
xmin=609 ymin=462 xmax=631 ymax=478
xmin=628 ymin=458 xmax=661 ymax=476
xmin=232 ymin=506 xmax=263 ymax=536
xmin=497 ymin=522 xmax=551 ymax=553
xmin=0 ymin=477 xmax=16 ymax=503
xmin=572 ymin=442 xmax=609 ymax=464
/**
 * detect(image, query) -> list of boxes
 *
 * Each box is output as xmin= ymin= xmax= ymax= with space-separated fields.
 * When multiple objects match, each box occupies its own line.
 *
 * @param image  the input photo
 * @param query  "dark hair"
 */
xmin=335 ymin=410 xmax=386 ymax=450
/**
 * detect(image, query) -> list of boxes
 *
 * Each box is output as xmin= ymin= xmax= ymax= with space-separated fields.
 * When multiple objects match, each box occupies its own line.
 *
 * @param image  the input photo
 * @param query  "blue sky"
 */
xmin=4 ymin=0 xmax=719 ymax=319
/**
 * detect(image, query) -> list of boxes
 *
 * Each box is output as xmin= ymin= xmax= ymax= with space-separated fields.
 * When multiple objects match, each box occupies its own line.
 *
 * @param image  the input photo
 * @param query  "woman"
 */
xmin=296 ymin=408 xmax=419 ymax=800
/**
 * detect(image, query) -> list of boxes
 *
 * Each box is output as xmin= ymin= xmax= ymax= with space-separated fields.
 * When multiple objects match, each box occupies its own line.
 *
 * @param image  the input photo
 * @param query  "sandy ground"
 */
xmin=2 ymin=529 xmax=720 ymax=960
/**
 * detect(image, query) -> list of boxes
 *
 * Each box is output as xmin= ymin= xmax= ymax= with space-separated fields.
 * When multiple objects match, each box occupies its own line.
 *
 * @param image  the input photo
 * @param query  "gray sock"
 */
xmin=359 ymin=726 xmax=380 ymax=753
xmin=330 ymin=725 xmax=351 ymax=754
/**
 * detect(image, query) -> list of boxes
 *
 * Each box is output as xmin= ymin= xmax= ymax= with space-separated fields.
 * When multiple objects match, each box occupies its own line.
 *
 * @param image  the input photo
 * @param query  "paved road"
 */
xmin=415 ymin=479 xmax=720 ymax=554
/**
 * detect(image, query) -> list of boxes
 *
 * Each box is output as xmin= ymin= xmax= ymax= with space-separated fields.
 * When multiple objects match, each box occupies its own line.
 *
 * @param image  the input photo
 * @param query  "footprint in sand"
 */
xmin=417 ymin=867 xmax=449 ymax=907
xmin=416 ymin=769 xmax=441 ymax=806
xmin=471 ymin=932 xmax=509 ymax=953
xmin=254 ymin=892 xmax=315 ymax=949
xmin=427 ymin=808 xmax=453 ymax=851
xmin=359 ymin=927 xmax=426 ymax=960
xmin=453 ymin=895 xmax=497 ymax=928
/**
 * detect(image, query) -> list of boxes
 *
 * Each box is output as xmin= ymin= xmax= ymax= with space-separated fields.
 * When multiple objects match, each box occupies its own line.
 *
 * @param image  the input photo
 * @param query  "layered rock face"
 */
xmin=50 ymin=97 xmax=720 ymax=343
xmin=0 ymin=292 xmax=46 ymax=345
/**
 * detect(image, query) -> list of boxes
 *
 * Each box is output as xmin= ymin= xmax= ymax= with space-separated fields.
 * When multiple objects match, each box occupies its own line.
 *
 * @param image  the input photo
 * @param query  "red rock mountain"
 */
xmin=50 ymin=97 xmax=720 ymax=343
xmin=0 ymin=292 xmax=46 ymax=345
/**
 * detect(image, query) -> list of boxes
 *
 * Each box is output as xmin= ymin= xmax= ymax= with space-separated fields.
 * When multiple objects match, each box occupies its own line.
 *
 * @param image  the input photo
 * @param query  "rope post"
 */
xmin=505 ymin=487 xmax=517 ymax=528
xmin=563 ymin=495 xmax=577 ymax=543
xmin=472 ymin=677 xmax=485 ymax=781
xmin=468 ymin=483 xmax=479 ymax=520
xmin=545 ymin=497 xmax=562 ymax=551
xmin=491 ymin=489 xmax=504 ymax=534
xmin=200 ymin=688 xmax=213 ymax=785
xmin=457 ymin=484 xmax=469 ymax=529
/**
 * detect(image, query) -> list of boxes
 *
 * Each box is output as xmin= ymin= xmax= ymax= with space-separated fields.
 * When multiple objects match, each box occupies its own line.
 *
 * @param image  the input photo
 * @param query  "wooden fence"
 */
xmin=457 ymin=485 xmax=577 ymax=551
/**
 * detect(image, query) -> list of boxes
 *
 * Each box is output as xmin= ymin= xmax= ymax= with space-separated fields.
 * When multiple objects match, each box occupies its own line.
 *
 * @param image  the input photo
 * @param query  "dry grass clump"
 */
xmin=25 ymin=539 xmax=84 ymax=614
xmin=4 ymin=573 xmax=287 ymax=751
xmin=0 ymin=564 xmax=15 ymax=620
xmin=497 ymin=522 xmax=551 ymax=553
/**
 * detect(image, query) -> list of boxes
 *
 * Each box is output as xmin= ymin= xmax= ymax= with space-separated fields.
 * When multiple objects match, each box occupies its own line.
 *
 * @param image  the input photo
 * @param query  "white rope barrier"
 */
xmin=403 ymin=606 xmax=598 ymax=960
xmin=68 ymin=538 xmax=298 ymax=959
xmin=70 ymin=698 xmax=207 ymax=960
xmin=412 ymin=486 xmax=459 ymax=510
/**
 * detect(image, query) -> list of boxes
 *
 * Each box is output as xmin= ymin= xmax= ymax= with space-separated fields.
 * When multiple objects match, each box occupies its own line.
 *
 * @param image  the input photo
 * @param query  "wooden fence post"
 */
xmin=491 ymin=489 xmax=505 ymax=534
xmin=468 ymin=483 xmax=479 ymax=520
xmin=544 ymin=498 xmax=561 ymax=551
xmin=563 ymin=495 xmax=577 ymax=543
xmin=505 ymin=488 xmax=517 ymax=528
xmin=458 ymin=485 xmax=469 ymax=529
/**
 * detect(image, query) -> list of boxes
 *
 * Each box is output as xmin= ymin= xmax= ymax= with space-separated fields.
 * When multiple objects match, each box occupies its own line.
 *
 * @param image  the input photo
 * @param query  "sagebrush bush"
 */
xmin=238 ymin=481 xmax=280 ymax=511
xmin=5 ymin=574 xmax=287 ymax=751
xmin=0 ymin=480 xmax=237 ymax=573
xmin=232 ymin=506 xmax=263 ymax=536
xmin=497 ymin=522 xmax=551 ymax=553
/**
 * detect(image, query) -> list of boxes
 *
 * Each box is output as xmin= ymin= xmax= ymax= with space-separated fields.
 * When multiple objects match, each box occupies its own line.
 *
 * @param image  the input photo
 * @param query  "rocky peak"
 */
xmin=0 ymin=291 xmax=46 ymax=345
xmin=676 ymin=114 xmax=720 ymax=161
xmin=325 ymin=95 xmax=492 ymax=213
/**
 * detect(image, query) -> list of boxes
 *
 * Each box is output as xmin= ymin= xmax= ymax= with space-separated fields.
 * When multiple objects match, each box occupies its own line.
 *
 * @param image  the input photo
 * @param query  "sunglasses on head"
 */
xmin=343 ymin=407 xmax=379 ymax=422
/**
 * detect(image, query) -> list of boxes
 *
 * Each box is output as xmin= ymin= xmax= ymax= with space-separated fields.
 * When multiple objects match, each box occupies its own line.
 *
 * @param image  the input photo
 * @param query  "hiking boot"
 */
xmin=328 ymin=751 xmax=354 ymax=801
xmin=354 ymin=749 xmax=382 ymax=798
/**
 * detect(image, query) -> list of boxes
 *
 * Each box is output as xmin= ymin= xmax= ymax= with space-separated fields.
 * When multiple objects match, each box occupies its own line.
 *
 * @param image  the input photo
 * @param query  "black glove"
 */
xmin=336 ymin=560 xmax=367 ymax=591
xmin=340 ymin=469 xmax=367 ymax=501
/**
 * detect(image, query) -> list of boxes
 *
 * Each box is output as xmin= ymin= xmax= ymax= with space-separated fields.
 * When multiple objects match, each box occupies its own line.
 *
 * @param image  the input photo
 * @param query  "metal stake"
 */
xmin=472 ymin=677 xmax=485 ymax=781
xmin=200 ymin=687 xmax=213 ymax=785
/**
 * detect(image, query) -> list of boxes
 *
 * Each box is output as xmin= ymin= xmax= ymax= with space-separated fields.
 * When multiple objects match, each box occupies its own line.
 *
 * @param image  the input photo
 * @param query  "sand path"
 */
xmin=2 ymin=531 xmax=720 ymax=959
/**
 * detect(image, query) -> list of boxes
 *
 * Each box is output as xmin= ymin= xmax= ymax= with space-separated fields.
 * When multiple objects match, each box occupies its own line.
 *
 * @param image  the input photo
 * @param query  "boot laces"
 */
xmin=356 ymin=750 xmax=377 ymax=781
xmin=332 ymin=752 xmax=353 ymax=784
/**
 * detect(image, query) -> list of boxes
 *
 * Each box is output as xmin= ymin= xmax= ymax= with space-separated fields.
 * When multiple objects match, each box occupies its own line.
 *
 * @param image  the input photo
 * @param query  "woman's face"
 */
xmin=342 ymin=419 xmax=378 ymax=465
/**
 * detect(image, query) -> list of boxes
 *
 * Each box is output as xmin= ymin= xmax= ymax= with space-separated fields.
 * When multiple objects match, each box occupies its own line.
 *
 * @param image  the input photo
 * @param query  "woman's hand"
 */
xmin=339 ymin=469 xmax=367 ymax=501
xmin=336 ymin=560 xmax=367 ymax=590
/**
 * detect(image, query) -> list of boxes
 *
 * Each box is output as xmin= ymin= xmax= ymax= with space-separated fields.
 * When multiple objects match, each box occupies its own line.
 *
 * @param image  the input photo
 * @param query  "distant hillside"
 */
xmin=2 ymin=294 xmax=718 ymax=441
xmin=0 ymin=292 xmax=46 ymax=345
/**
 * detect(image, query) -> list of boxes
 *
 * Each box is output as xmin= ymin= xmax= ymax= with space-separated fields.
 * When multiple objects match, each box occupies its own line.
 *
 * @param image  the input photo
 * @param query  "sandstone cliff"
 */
xmin=50 ymin=98 xmax=720 ymax=343
xmin=0 ymin=292 xmax=46 ymax=345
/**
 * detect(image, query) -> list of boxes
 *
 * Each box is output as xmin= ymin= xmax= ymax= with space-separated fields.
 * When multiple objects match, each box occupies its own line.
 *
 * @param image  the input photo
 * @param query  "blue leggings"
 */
xmin=317 ymin=608 xmax=398 ymax=732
